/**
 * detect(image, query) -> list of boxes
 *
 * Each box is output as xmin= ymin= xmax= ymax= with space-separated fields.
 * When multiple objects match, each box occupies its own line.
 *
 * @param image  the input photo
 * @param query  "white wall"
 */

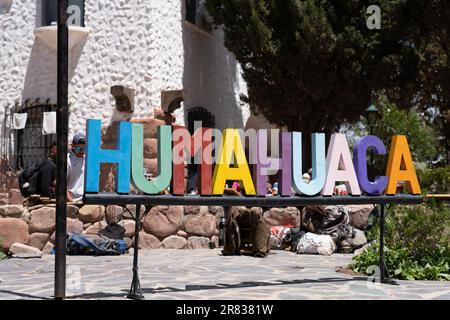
xmin=182 ymin=22 xmax=250 ymax=130
xmin=0 ymin=0 xmax=250 ymax=144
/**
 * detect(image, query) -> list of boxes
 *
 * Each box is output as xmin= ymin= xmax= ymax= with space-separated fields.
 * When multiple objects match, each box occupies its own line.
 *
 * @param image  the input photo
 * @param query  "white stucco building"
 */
xmin=0 ymin=0 xmax=270 ymax=169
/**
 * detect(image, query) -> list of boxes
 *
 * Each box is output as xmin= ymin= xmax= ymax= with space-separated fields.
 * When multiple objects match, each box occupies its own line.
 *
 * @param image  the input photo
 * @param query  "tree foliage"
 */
xmin=205 ymin=0 xmax=449 ymax=133
xmin=371 ymin=97 xmax=439 ymax=164
xmin=348 ymin=96 xmax=441 ymax=180
xmin=0 ymin=238 xmax=5 ymax=261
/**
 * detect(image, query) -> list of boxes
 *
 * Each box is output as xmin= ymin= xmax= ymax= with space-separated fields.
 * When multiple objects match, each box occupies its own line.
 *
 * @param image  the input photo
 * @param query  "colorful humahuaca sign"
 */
xmin=84 ymin=119 xmax=421 ymax=197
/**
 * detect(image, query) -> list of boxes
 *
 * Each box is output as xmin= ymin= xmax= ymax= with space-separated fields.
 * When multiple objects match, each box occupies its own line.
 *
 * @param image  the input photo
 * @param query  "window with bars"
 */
xmin=13 ymin=101 xmax=57 ymax=170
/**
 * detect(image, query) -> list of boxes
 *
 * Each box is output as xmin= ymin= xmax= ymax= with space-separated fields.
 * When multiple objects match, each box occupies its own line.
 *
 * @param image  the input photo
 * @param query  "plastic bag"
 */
xmin=296 ymin=232 xmax=336 ymax=255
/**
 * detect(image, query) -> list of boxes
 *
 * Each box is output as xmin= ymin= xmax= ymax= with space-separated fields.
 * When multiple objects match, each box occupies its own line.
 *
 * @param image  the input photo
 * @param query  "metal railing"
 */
xmin=2 ymin=99 xmax=57 ymax=171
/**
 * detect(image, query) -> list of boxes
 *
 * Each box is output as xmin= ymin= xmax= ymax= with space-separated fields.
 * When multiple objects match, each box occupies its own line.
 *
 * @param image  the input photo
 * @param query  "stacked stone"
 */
xmin=99 ymin=122 xmax=121 ymax=192
xmin=0 ymin=204 xmax=224 ymax=255
xmin=129 ymin=117 xmax=165 ymax=180
xmin=129 ymin=108 xmax=177 ymax=183
xmin=263 ymin=207 xmax=302 ymax=227
xmin=0 ymin=188 xmax=25 ymax=206
xmin=0 ymin=204 xmax=85 ymax=256
xmin=0 ymin=202 xmax=373 ymax=255
xmin=99 ymin=108 xmax=176 ymax=192
xmin=0 ymin=205 xmax=30 ymax=254
xmin=138 ymin=205 xmax=224 ymax=249
xmin=0 ymin=192 xmax=7 ymax=205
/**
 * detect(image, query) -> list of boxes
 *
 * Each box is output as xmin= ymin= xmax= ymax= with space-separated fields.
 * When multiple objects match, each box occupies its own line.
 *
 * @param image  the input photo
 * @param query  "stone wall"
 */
xmin=0 ymin=203 xmax=302 ymax=255
xmin=0 ymin=188 xmax=24 ymax=206
xmin=0 ymin=203 xmax=225 ymax=254
xmin=0 ymin=201 xmax=373 ymax=255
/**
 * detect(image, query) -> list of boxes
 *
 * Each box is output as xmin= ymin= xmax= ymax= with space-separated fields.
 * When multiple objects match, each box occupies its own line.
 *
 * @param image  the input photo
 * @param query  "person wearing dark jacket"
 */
xmin=36 ymin=142 xmax=57 ymax=198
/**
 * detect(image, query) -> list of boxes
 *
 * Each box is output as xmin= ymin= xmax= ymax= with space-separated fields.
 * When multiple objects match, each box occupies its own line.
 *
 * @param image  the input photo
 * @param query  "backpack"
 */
xmin=222 ymin=207 xmax=271 ymax=257
xmin=301 ymin=205 xmax=366 ymax=253
xmin=18 ymin=164 xmax=40 ymax=198
xmin=321 ymin=206 xmax=366 ymax=253
xmin=66 ymin=233 xmax=127 ymax=256
xmin=98 ymin=223 xmax=126 ymax=240
xmin=301 ymin=205 xmax=327 ymax=233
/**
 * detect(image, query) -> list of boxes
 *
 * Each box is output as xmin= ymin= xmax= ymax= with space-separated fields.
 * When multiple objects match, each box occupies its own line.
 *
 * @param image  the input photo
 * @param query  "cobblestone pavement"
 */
xmin=0 ymin=249 xmax=449 ymax=300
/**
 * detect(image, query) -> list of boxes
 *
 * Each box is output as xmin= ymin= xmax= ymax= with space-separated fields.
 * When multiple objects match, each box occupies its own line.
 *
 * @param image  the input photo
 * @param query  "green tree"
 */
xmin=348 ymin=96 xmax=441 ymax=182
xmin=0 ymin=238 xmax=5 ymax=261
xmin=205 ymin=0 xmax=449 ymax=165
xmin=371 ymin=97 xmax=439 ymax=164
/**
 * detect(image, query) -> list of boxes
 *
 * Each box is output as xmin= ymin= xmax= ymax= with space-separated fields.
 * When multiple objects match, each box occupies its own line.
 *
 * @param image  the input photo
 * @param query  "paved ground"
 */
xmin=0 ymin=249 xmax=449 ymax=300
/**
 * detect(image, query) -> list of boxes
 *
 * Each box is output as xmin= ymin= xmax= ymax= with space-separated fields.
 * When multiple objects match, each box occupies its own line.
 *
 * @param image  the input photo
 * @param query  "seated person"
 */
xmin=36 ymin=142 xmax=57 ymax=198
xmin=67 ymin=133 xmax=86 ymax=202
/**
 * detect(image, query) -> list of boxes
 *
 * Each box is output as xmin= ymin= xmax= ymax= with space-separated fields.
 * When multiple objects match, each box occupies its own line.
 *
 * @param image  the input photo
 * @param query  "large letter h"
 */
xmin=85 ymin=119 xmax=132 ymax=193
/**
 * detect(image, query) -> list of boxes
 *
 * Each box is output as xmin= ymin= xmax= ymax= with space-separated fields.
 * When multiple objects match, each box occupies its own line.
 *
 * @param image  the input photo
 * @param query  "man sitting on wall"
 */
xmin=67 ymin=133 xmax=86 ymax=202
xmin=35 ymin=142 xmax=57 ymax=198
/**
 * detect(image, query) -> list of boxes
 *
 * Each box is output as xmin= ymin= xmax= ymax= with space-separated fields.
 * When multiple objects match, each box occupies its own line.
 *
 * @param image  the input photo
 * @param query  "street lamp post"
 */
xmin=365 ymin=103 xmax=395 ymax=283
xmin=55 ymin=0 xmax=69 ymax=300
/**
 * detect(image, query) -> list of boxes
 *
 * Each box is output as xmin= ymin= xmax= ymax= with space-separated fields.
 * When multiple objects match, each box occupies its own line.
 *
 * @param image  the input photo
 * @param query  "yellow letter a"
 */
xmin=212 ymin=129 xmax=256 ymax=195
xmin=386 ymin=135 xmax=421 ymax=195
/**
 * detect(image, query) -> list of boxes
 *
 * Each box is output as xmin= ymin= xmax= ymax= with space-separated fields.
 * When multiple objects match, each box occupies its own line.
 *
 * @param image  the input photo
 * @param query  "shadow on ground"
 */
xmin=0 ymin=276 xmax=368 ymax=300
xmin=62 ymin=276 xmax=368 ymax=300
xmin=0 ymin=290 xmax=53 ymax=300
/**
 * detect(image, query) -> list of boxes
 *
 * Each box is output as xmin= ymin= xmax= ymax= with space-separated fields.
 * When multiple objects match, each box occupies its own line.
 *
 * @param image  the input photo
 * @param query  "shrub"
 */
xmin=0 ymin=238 xmax=6 ymax=261
xmin=350 ymin=201 xmax=450 ymax=280
xmin=416 ymin=166 xmax=450 ymax=194
xmin=351 ymin=244 xmax=450 ymax=281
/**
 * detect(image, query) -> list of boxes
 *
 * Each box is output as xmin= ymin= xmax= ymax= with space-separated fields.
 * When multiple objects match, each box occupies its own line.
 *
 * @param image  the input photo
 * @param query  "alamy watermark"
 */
xmin=171 ymin=121 xmax=283 ymax=175
xmin=367 ymin=5 xmax=381 ymax=30
xmin=66 ymin=265 xmax=83 ymax=296
xmin=366 ymin=265 xmax=382 ymax=289
xmin=67 ymin=5 xmax=82 ymax=26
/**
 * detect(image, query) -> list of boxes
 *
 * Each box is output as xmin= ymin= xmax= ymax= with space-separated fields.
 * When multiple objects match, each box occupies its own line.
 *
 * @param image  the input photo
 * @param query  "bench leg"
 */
xmin=127 ymin=204 xmax=146 ymax=299
xmin=222 ymin=206 xmax=230 ymax=248
xmin=379 ymin=204 xmax=398 ymax=285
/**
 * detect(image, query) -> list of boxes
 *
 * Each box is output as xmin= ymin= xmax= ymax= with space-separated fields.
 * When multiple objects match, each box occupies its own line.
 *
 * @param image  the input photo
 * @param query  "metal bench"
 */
xmin=84 ymin=193 xmax=423 ymax=300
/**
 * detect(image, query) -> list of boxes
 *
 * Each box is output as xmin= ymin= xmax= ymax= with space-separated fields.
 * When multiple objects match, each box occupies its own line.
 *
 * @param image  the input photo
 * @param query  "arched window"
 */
xmin=187 ymin=106 xmax=215 ymax=134
xmin=186 ymin=107 xmax=215 ymax=193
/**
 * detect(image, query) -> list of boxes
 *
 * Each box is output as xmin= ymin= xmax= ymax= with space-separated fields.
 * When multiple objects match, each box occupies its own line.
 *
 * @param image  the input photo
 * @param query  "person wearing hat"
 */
xmin=67 ymin=133 xmax=86 ymax=202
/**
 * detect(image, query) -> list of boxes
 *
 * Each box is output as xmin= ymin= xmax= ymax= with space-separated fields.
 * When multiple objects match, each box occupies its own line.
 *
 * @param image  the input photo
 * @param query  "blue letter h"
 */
xmin=85 ymin=119 xmax=132 ymax=193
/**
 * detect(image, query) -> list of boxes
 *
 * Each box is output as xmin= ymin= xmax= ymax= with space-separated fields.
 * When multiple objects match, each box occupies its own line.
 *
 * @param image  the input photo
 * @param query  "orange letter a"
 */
xmin=385 ymin=135 xmax=421 ymax=195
